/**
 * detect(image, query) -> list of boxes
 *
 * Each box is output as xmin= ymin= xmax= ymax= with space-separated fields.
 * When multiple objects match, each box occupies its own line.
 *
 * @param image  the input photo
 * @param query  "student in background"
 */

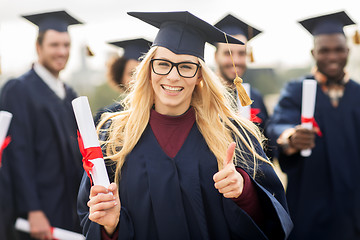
xmin=94 ymin=38 xmax=152 ymax=125
xmin=267 ymin=11 xmax=360 ymax=240
xmin=214 ymin=14 xmax=273 ymax=158
xmin=0 ymin=10 xmax=84 ymax=240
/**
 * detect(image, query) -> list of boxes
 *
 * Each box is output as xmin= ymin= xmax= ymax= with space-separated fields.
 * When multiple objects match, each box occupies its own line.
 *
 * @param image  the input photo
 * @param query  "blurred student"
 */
xmin=94 ymin=38 xmax=152 ymax=125
xmin=214 ymin=14 xmax=274 ymax=158
xmin=0 ymin=10 xmax=84 ymax=240
xmin=267 ymin=10 xmax=360 ymax=239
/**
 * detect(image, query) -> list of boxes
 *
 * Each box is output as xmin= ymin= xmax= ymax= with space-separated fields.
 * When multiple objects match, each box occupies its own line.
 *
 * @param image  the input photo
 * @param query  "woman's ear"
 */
xmin=196 ymin=71 xmax=202 ymax=85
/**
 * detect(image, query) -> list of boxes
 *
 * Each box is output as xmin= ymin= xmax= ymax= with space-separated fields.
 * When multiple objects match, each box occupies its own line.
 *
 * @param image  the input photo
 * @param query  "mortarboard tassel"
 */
xmin=353 ymin=30 xmax=360 ymax=45
xmin=248 ymin=46 xmax=255 ymax=63
xmin=247 ymin=26 xmax=255 ymax=63
xmin=234 ymin=75 xmax=252 ymax=106
xmin=224 ymin=33 xmax=252 ymax=106
xmin=86 ymin=45 xmax=95 ymax=57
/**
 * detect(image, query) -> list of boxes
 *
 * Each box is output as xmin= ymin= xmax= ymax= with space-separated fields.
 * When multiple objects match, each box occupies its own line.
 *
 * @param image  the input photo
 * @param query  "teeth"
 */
xmin=162 ymin=85 xmax=183 ymax=91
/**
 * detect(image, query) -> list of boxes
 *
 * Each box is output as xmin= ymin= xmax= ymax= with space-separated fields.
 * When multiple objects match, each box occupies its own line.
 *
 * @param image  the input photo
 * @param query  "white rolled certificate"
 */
xmin=238 ymin=83 xmax=251 ymax=120
xmin=0 ymin=111 xmax=12 ymax=146
xmin=15 ymin=218 xmax=85 ymax=240
xmin=301 ymin=79 xmax=317 ymax=157
xmin=72 ymin=96 xmax=110 ymax=188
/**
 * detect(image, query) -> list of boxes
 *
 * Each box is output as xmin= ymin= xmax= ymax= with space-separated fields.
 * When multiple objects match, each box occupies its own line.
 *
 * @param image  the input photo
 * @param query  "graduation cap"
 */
xmin=128 ymin=11 xmax=251 ymax=106
xmin=127 ymin=11 xmax=244 ymax=61
xmin=108 ymin=38 xmax=152 ymax=60
xmin=22 ymin=10 xmax=83 ymax=32
xmin=298 ymin=10 xmax=356 ymax=36
xmin=214 ymin=14 xmax=262 ymax=41
xmin=214 ymin=14 xmax=262 ymax=63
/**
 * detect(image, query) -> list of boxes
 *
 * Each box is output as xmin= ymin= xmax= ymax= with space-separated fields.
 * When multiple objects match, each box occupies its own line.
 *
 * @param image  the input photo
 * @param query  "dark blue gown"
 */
xmin=249 ymin=88 xmax=278 ymax=159
xmin=250 ymin=88 xmax=269 ymax=132
xmin=233 ymin=88 xmax=269 ymax=131
xmin=234 ymin=87 xmax=274 ymax=159
xmin=78 ymin=120 xmax=293 ymax=240
xmin=0 ymin=69 xmax=83 ymax=238
xmin=267 ymin=76 xmax=360 ymax=240
xmin=94 ymin=102 xmax=123 ymax=126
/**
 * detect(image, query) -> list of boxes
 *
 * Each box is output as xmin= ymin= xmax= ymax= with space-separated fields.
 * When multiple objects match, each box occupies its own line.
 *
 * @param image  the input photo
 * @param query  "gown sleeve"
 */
xmin=101 ymin=226 xmax=119 ymax=240
xmin=266 ymin=81 xmax=302 ymax=140
xmin=227 ymin=122 xmax=293 ymax=240
xmin=0 ymin=79 xmax=41 ymax=213
xmin=266 ymin=81 xmax=304 ymax=173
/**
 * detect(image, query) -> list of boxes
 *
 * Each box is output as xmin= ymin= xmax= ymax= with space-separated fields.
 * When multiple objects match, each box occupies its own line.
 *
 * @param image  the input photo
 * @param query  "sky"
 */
xmin=1 ymin=0 xmax=360 ymax=82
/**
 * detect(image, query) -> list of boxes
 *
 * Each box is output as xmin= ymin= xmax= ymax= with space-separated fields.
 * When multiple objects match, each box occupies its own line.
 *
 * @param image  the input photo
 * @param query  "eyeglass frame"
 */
xmin=150 ymin=58 xmax=201 ymax=78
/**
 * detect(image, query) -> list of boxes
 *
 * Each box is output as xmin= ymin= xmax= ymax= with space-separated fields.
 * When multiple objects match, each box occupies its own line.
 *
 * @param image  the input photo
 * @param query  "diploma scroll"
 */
xmin=0 ymin=111 xmax=12 ymax=145
xmin=72 ymin=96 xmax=110 ymax=188
xmin=301 ymin=79 xmax=317 ymax=157
xmin=15 ymin=218 xmax=85 ymax=240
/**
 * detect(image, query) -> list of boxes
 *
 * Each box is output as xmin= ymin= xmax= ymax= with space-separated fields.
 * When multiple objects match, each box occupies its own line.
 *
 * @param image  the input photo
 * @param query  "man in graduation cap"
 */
xmin=94 ymin=38 xmax=152 ymax=125
xmin=0 ymin=10 xmax=84 ymax=239
xmin=267 ymin=10 xmax=360 ymax=239
xmin=213 ymin=14 xmax=274 ymax=157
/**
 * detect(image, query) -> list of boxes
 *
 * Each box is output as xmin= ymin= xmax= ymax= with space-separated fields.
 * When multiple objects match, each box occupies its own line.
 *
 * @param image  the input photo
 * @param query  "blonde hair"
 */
xmin=98 ymin=46 xmax=269 ymax=183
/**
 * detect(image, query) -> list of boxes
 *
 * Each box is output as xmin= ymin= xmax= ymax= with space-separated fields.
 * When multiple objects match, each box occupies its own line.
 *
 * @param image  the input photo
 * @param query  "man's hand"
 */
xmin=28 ymin=210 xmax=52 ymax=240
xmin=277 ymin=126 xmax=316 ymax=155
xmin=289 ymin=125 xmax=316 ymax=151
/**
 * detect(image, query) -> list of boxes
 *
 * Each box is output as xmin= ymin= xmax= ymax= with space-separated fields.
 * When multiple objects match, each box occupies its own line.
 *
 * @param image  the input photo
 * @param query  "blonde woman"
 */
xmin=78 ymin=11 xmax=293 ymax=240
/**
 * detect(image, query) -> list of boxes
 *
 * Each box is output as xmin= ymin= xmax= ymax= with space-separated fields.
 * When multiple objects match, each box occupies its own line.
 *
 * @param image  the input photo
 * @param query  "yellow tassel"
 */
xmin=223 ymin=32 xmax=252 ymax=106
xmin=353 ymin=30 xmax=360 ymax=45
xmin=248 ymin=27 xmax=255 ymax=63
xmin=86 ymin=45 xmax=95 ymax=57
xmin=234 ymin=76 xmax=252 ymax=106
xmin=249 ymin=47 xmax=255 ymax=63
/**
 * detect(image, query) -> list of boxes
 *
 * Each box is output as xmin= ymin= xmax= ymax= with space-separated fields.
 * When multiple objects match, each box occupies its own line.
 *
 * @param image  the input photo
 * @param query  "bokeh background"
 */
xmin=1 ymin=0 xmax=360 ymax=187
xmin=1 ymin=0 xmax=359 ymax=112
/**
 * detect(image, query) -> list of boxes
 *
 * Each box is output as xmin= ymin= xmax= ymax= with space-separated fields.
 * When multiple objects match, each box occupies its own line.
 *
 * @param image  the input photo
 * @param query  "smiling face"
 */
xmin=215 ymin=34 xmax=247 ymax=86
xmin=312 ymin=33 xmax=349 ymax=80
xmin=151 ymin=47 xmax=201 ymax=116
xmin=36 ymin=30 xmax=71 ymax=78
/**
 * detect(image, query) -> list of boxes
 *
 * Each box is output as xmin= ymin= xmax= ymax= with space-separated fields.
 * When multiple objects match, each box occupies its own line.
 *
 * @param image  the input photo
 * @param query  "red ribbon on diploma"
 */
xmin=250 ymin=108 xmax=262 ymax=123
xmin=0 ymin=136 xmax=11 ymax=167
xmin=77 ymin=131 xmax=103 ymax=185
xmin=301 ymin=117 xmax=323 ymax=137
xmin=50 ymin=227 xmax=59 ymax=240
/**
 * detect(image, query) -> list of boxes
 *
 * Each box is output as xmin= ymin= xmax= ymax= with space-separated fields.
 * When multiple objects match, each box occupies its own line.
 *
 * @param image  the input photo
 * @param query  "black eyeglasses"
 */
xmin=150 ymin=59 xmax=201 ymax=78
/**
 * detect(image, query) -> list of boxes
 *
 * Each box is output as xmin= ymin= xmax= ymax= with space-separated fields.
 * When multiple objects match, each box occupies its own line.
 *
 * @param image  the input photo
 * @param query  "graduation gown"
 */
xmin=94 ymin=102 xmax=123 ymax=126
xmin=234 ymin=87 xmax=274 ymax=159
xmin=249 ymin=88 xmax=269 ymax=131
xmin=0 ymin=69 xmax=83 ymax=236
xmin=267 ymin=76 xmax=360 ymax=239
xmin=0 ymin=166 xmax=17 ymax=239
xmin=78 ymin=121 xmax=293 ymax=240
xmin=233 ymin=87 xmax=269 ymax=131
